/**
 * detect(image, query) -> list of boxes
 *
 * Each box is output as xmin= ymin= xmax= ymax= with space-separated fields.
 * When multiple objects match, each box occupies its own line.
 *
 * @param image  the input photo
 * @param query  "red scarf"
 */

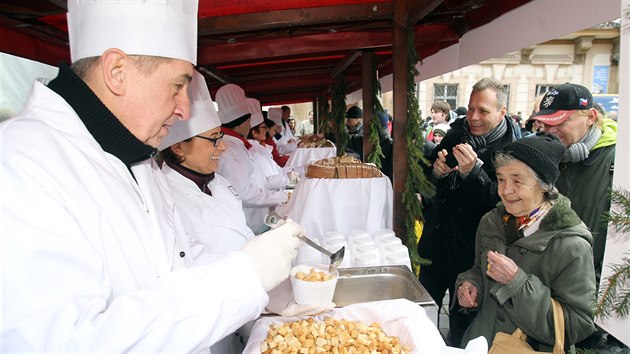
xmin=221 ymin=127 xmax=252 ymax=150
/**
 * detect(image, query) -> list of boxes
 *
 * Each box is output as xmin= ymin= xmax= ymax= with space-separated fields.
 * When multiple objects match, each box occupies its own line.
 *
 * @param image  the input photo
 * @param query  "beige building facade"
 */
xmin=410 ymin=25 xmax=620 ymax=119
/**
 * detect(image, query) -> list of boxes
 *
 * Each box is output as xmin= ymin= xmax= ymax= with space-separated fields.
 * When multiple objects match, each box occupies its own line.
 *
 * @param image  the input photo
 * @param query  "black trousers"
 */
xmin=420 ymin=266 xmax=476 ymax=348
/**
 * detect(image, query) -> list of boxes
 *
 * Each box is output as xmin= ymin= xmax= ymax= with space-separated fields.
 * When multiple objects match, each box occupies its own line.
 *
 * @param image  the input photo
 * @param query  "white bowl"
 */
xmin=290 ymin=264 xmax=338 ymax=305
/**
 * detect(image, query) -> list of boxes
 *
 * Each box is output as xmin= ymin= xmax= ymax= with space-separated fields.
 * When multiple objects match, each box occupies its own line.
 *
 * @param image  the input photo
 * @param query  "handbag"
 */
xmin=488 ymin=298 xmax=565 ymax=354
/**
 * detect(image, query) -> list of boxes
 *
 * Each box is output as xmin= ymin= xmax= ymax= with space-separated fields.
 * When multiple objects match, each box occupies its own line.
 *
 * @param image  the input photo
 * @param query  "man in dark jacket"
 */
xmin=418 ymin=77 xmax=518 ymax=347
xmin=533 ymin=83 xmax=616 ymax=287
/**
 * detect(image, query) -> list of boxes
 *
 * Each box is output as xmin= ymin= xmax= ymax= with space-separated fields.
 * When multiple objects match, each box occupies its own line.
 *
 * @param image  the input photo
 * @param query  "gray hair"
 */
xmin=494 ymin=152 xmax=559 ymax=201
xmin=472 ymin=77 xmax=507 ymax=110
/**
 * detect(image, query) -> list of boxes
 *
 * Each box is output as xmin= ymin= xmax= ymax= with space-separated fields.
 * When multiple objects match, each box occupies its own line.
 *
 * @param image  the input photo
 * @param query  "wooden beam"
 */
xmin=198 ymin=31 xmax=392 ymax=65
xmin=330 ymin=50 xmax=361 ymax=78
xmin=230 ymin=67 xmax=334 ymax=83
xmin=198 ymin=3 xmax=392 ymax=36
xmin=392 ymin=0 xmax=409 ymax=242
xmin=361 ymin=51 xmax=375 ymax=162
xmin=197 ymin=65 xmax=229 ymax=85
xmin=408 ymin=0 xmax=445 ymax=25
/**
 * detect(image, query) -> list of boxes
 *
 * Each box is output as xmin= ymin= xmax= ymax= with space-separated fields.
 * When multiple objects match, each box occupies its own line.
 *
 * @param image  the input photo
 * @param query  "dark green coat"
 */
xmin=556 ymin=144 xmax=615 ymax=284
xmin=457 ymin=195 xmax=596 ymax=351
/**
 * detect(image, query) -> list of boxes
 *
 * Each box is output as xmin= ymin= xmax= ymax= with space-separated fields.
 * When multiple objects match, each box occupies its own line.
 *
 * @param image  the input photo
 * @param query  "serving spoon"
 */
xmin=264 ymin=211 xmax=345 ymax=272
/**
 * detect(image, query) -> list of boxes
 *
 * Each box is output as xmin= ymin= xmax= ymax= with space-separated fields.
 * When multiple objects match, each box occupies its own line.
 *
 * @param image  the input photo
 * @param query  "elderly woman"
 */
xmin=455 ymin=133 xmax=596 ymax=351
xmin=159 ymin=73 xmax=254 ymax=255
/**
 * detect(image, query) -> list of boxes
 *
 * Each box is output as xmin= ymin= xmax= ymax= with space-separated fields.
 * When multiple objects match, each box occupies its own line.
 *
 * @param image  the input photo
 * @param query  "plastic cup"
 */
xmin=355 ymin=244 xmax=380 ymax=260
xmin=353 ymin=253 xmax=380 ymax=267
xmin=384 ymin=252 xmax=412 ymax=270
xmin=372 ymin=229 xmax=396 ymax=244
xmin=290 ymin=264 xmax=338 ymax=305
xmin=296 ymin=240 xmax=324 ymax=266
xmin=348 ymin=229 xmax=371 ymax=243
xmin=349 ymin=236 xmax=375 ymax=256
xmin=377 ymin=236 xmax=402 ymax=254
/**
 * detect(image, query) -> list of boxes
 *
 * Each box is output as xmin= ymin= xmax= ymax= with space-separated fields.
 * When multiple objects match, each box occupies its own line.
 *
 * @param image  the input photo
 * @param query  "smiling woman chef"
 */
xmin=0 ymin=1 xmax=303 ymax=352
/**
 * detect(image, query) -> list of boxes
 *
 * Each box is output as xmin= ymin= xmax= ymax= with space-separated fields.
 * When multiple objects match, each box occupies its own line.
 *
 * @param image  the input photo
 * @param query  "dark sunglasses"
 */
xmin=194 ymin=131 xmax=224 ymax=147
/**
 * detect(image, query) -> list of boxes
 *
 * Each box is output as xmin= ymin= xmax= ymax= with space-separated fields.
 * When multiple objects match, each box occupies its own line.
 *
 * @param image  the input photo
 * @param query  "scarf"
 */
xmin=563 ymin=123 xmax=602 ymax=163
xmin=462 ymin=116 xmax=508 ymax=154
xmin=221 ymin=127 xmax=252 ymax=150
xmin=502 ymin=202 xmax=551 ymax=244
xmin=166 ymin=160 xmax=215 ymax=196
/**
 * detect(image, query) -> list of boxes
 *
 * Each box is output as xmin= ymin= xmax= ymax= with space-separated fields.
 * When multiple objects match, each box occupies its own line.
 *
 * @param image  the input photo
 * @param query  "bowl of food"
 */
xmin=290 ymin=264 xmax=338 ymax=305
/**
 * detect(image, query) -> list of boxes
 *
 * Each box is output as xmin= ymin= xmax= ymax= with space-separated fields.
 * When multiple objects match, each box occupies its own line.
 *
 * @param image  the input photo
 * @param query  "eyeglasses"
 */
xmin=194 ymin=131 xmax=224 ymax=147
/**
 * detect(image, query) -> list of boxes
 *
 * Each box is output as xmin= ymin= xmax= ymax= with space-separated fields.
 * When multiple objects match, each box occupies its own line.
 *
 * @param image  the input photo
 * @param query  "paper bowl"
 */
xmin=290 ymin=264 xmax=338 ymax=305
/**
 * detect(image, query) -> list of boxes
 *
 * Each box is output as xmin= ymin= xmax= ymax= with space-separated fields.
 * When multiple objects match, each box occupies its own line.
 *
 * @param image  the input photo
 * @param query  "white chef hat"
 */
xmin=267 ymin=107 xmax=283 ymax=127
xmin=158 ymin=70 xmax=220 ymax=151
xmin=215 ymin=84 xmax=251 ymax=126
xmin=246 ymin=98 xmax=264 ymax=127
xmin=67 ymin=0 xmax=198 ymax=64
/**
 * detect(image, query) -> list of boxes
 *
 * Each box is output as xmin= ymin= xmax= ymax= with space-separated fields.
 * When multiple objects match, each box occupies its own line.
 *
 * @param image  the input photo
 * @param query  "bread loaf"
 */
xmin=305 ymin=156 xmax=382 ymax=179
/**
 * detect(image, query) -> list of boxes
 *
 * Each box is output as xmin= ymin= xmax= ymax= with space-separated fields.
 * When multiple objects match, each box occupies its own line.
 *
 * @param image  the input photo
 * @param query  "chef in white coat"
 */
xmin=160 ymin=71 xmax=254 ymax=255
xmin=246 ymin=98 xmax=291 ymax=191
xmin=0 ymin=1 xmax=301 ymax=352
xmin=215 ymin=84 xmax=289 ymax=234
xmin=268 ymin=106 xmax=298 ymax=155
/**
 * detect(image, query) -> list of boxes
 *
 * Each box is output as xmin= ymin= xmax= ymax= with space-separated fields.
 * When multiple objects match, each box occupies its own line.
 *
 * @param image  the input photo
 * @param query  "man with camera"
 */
xmin=417 ymin=77 xmax=518 ymax=347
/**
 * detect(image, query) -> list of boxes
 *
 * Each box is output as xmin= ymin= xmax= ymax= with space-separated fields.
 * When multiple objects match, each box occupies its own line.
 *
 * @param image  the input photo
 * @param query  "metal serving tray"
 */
xmin=332 ymin=265 xmax=439 ymax=325
xmin=333 ymin=265 xmax=435 ymax=306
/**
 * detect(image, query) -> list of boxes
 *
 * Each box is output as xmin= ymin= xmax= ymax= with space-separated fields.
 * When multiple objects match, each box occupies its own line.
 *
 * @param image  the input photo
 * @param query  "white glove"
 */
xmin=242 ymin=220 xmax=302 ymax=291
xmin=265 ymin=279 xmax=336 ymax=317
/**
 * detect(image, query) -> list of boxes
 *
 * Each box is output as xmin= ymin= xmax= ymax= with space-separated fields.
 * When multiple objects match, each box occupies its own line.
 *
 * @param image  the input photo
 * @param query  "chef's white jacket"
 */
xmin=248 ymin=140 xmax=289 ymax=191
xmin=275 ymin=120 xmax=298 ymax=155
xmin=217 ymin=134 xmax=288 ymax=234
xmin=162 ymin=164 xmax=254 ymax=254
xmin=0 ymin=81 xmax=268 ymax=353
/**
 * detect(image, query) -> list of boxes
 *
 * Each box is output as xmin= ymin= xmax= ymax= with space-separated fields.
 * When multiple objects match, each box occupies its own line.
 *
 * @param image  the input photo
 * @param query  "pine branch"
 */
xmin=596 ymin=255 xmax=630 ymax=319
xmin=332 ymin=76 xmax=349 ymax=156
xmin=367 ymin=57 xmax=385 ymax=167
xmin=403 ymin=27 xmax=435 ymax=275
xmin=596 ymin=186 xmax=630 ymax=319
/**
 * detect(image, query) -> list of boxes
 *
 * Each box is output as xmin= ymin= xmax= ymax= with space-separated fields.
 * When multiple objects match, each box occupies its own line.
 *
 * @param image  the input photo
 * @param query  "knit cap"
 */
xmin=346 ymin=106 xmax=363 ymax=118
xmin=432 ymin=123 xmax=450 ymax=137
xmin=498 ymin=133 xmax=566 ymax=185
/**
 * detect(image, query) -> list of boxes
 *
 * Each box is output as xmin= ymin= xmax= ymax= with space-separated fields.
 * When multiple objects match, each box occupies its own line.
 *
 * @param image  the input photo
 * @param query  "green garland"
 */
xmin=596 ymin=187 xmax=630 ymax=320
xmin=318 ymin=98 xmax=331 ymax=134
xmin=403 ymin=27 xmax=436 ymax=275
xmin=332 ymin=76 xmax=349 ymax=157
xmin=366 ymin=57 xmax=385 ymax=167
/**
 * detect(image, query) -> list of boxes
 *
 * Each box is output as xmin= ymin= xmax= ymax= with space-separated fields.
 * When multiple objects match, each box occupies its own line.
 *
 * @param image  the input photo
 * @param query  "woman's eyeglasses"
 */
xmin=194 ymin=131 xmax=224 ymax=147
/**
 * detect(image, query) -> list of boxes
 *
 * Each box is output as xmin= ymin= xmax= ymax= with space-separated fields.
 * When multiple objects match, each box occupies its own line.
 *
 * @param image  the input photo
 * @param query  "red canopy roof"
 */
xmin=0 ymin=0 xmax=531 ymax=105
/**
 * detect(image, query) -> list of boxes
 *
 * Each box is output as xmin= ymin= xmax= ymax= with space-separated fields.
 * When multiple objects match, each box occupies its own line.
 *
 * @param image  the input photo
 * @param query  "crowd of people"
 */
xmin=418 ymin=78 xmax=617 ymax=351
xmin=0 ymin=0 xmax=620 ymax=353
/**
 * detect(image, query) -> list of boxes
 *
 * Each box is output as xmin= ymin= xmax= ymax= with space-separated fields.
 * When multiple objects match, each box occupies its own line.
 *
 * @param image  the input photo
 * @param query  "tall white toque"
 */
xmin=267 ymin=107 xmax=283 ymax=127
xmin=67 ymin=0 xmax=199 ymax=64
xmin=215 ymin=83 xmax=250 ymax=124
xmin=246 ymin=98 xmax=264 ymax=127
xmin=159 ymin=70 xmax=220 ymax=151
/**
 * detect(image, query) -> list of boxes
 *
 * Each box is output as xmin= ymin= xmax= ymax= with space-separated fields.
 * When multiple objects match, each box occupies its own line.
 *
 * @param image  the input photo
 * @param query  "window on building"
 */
xmin=535 ymin=84 xmax=554 ymax=97
xmin=434 ymin=84 xmax=458 ymax=109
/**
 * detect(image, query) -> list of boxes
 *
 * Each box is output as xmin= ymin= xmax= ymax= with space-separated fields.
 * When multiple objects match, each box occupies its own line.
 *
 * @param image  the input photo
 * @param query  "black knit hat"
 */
xmin=498 ymin=133 xmax=566 ymax=185
xmin=346 ymin=106 xmax=363 ymax=118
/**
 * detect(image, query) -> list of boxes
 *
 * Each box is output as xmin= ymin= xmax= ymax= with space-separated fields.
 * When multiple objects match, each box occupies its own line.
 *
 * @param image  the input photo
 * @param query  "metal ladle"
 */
xmin=264 ymin=211 xmax=345 ymax=272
